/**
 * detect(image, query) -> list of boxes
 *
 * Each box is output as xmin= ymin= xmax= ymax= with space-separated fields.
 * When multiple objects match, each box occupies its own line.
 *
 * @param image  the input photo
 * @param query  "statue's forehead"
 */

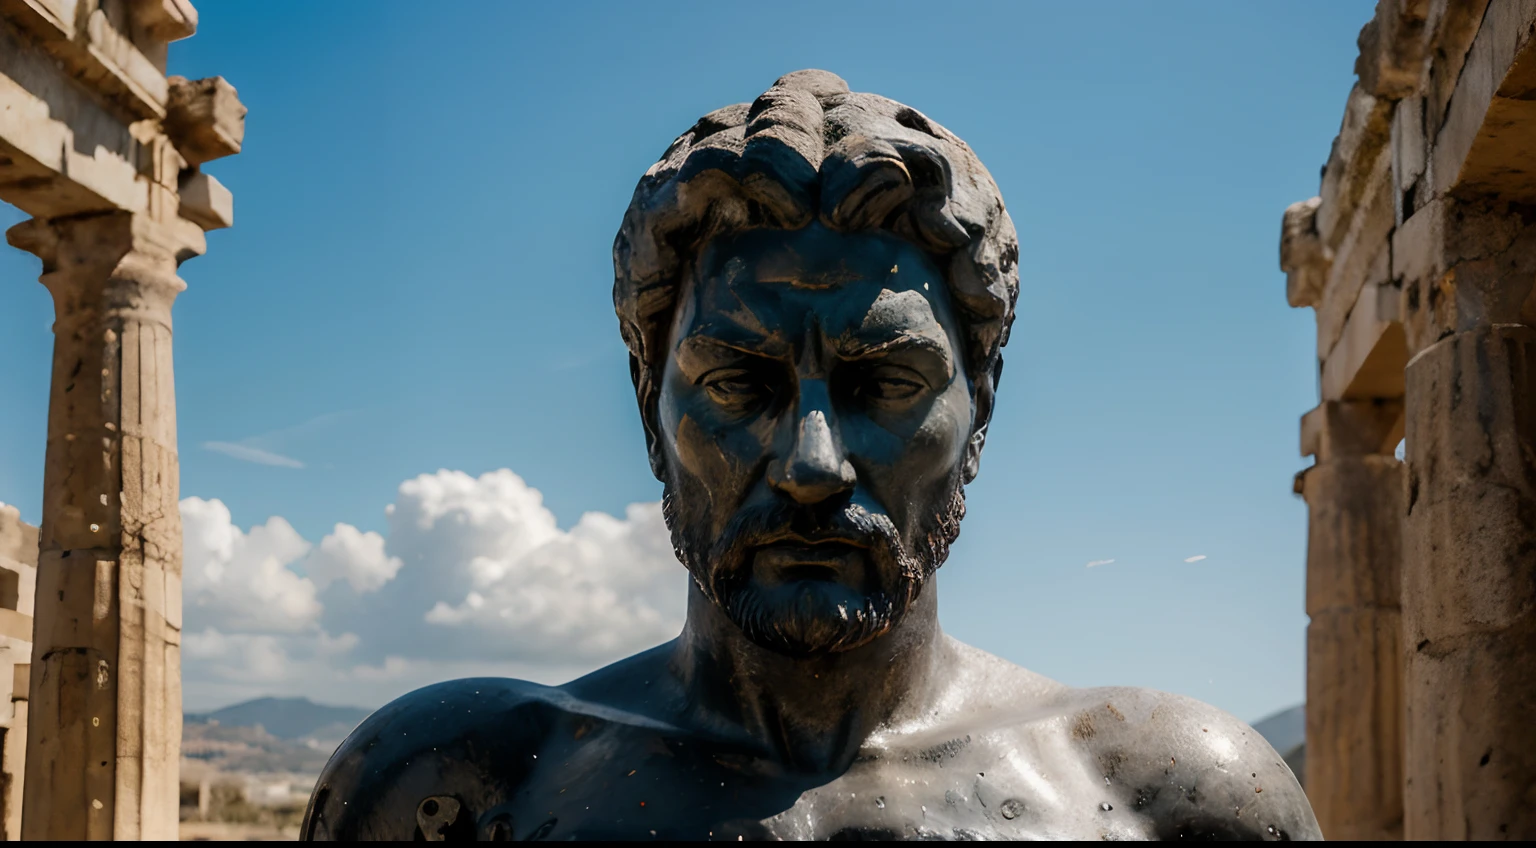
xmin=687 ymin=226 xmax=955 ymax=333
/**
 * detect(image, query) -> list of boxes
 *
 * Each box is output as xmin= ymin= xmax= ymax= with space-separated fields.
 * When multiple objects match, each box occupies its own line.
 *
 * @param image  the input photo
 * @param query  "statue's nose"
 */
xmin=768 ymin=407 xmax=857 ymax=505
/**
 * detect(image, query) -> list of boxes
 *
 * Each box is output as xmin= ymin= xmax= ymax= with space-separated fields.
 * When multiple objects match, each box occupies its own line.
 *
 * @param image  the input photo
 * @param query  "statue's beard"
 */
xmin=663 ymin=474 xmax=967 ymax=658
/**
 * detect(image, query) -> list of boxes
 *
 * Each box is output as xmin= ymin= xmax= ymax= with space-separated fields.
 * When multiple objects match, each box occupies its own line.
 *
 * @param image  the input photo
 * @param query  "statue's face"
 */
xmin=655 ymin=223 xmax=979 ymax=656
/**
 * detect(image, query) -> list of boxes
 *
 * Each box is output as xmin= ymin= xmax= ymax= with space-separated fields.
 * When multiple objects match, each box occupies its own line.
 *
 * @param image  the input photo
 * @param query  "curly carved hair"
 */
xmin=613 ymin=69 xmax=1019 ymax=385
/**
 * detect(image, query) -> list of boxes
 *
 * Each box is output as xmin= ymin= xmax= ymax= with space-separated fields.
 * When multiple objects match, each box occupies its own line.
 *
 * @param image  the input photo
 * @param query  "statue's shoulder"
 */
xmin=1058 ymin=686 xmax=1322 ymax=840
xmin=300 ymin=677 xmax=562 ymax=841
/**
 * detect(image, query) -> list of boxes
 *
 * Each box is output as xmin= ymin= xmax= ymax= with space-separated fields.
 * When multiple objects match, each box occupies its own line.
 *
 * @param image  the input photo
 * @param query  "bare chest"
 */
xmin=484 ymin=729 xmax=1141 ymax=840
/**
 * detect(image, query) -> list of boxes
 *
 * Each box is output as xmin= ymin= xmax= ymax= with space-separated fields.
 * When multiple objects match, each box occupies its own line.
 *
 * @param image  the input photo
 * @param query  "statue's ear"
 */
xmin=631 ymin=354 xmax=667 ymax=481
xmin=962 ymin=355 xmax=1002 ymax=484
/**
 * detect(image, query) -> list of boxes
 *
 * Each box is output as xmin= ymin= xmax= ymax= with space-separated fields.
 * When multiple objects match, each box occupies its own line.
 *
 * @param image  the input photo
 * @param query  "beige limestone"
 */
xmin=1282 ymin=197 xmax=1330 ymax=309
xmin=1317 ymin=85 xmax=1393 ymax=249
xmin=1322 ymin=278 xmax=1406 ymax=402
xmin=11 ymin=210 xmax=196 ymax=842
xmin=0 ymin=1 xmax=241 ymax=839
xmin=1299 ymin=403 xmax=1404 ymax=841
xmin=1284 ymin=1 xmax=1536 ymax=839
xmin=1402 ymin=326 xmax=1536 ymax=840
xmin=1355 ymin=0 xmax=1430 ymax=101
xmin=0 ymin=508 xmax=36 ymax=841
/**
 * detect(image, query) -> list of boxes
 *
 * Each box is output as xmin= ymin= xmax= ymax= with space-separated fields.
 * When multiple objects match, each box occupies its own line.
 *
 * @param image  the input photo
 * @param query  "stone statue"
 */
xmin=301 ymin=70 xmax=1320 ymax=841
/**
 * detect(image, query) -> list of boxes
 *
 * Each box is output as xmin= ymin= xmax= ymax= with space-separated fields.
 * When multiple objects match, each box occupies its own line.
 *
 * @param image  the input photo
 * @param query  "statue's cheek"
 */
xmin=672 ymin=413 xmax=763 ymax=496
xmin=911 ymin=392 xmax=973 ymax=472
xmin=865 ymin=390 xmax=972 ymax=482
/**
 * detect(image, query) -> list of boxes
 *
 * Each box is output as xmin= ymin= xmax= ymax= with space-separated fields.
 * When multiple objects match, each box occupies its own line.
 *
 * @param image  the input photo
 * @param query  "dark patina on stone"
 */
xmin=301 ymin=70 xmax=1320 ymax=842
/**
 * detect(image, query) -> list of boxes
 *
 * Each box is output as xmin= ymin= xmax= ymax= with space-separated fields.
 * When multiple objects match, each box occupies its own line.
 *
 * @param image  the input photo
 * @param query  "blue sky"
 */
xmin=0 ymin=1 xmax=1372 ymax=718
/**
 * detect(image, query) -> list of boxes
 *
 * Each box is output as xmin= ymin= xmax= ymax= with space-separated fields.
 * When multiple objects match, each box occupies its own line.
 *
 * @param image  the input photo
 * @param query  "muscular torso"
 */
xmin=302 ymin=641 xmax=1318 ymax=841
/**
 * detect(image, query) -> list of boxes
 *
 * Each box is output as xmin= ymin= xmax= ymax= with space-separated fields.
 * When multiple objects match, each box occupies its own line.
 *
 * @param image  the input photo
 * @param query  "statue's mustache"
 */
xmin=705 ymin=500 xmax=905 ymax=579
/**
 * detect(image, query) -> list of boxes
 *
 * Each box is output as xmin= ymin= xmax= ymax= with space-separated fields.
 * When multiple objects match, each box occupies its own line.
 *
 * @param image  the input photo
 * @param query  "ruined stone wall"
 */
xmin=0 ymin=506 xmax=37 ymax=841
xmin=1283 ymin=0 xmax=1536 ymax=840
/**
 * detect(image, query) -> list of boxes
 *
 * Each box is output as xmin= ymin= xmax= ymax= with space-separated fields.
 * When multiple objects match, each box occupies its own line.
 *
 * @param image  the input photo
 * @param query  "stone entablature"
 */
xmin=1283 ymin=0 xmax=1536 ymax=840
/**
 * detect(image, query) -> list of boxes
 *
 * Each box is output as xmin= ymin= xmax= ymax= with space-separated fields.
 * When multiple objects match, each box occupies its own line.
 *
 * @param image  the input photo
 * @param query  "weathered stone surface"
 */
xmin=176 ymin=169 xmax=232 ymax=230
xmin=1305 ymin=456 xmax=1403 ymax=613
xmin=1454 ymin=29 xmax=1536 ymax=203
xmin=1355 ymin=0 xmax=1430 ymax=100
xmin=1306 ymin=608 xmax=1403 ymax=840
xmin=1322 ymin=277 xmax=1407 ymax=401
xmin=0 ymin=507 xmax=35 ymax=839
xmin=164 ymin=75 xmax=245 ymax=166
xmin=1286 ymin=1 xmax=1536 ymax=839
xmin=1317 ymin=151 xmax=1395 ymax=360
xmin=1396 ymin=198 xmax=1536 ymax=355
xmin=1282 ymin=197 xmax=1330 ymax=308
xmin=1422 ymin=0 xmax=1491 ymax=139
xmin=1317 ymin=85 xmax=1393 ymax=249
xmin=1300 ymin=399 xmax=1403 ymax=461
xmin=129 ymin=0 xmax=198 ymax=44
xmin=0 ymin=507 xmax=38 ymax=573
xmin=1403 ymin=325 xmax=1536 ymax=840
xmin=0 ymin=0 xmax=170 ymax=121
xmin=2 ymin=1 xmax=227 ymax=840
xmin=3 ymin=676 xmax=25 ymax=840
xmin=1390 ymin=94 xmax=1426 ymax=225
xmin=1403 ymin=326 xmax=1536 ymax=646
xmin=1430 ymin=0 xmax=1536 ymax=199
xmin=11 ymin=211 xmax=195 ymax=842
xmin=0 ymin=20 xmax=146 ymax=217
xmin=1301 ymin=423 xmax=1405 ymax=841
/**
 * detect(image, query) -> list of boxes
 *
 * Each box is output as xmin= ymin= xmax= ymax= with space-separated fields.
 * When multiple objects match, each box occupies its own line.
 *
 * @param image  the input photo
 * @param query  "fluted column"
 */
xmin=1402 ymin=325 xmax=1536 ymax=840
xmin=6 ymin=211 xmax=202 ymax=841
xmin=1299 ymin=400 xmax=1404 ymax=840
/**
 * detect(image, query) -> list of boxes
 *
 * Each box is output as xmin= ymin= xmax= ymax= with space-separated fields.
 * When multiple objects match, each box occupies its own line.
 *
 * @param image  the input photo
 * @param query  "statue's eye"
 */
xmin=702 ymin=370 xmax=769 ymax=407
xmin=859 ymin=365 xmax=926 ymax=402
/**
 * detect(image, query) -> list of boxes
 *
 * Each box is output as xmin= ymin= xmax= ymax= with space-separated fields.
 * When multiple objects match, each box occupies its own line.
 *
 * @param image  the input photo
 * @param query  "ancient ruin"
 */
xmin=0 ymin=506 xmax=37 ymax=841
xmin=304 ymin=70 xmax=1319 ymax=841
xmin=0 ymin=0 xmax=241 ymax=839
xmin=1283 ymin=0 xmax=1536 ymax=840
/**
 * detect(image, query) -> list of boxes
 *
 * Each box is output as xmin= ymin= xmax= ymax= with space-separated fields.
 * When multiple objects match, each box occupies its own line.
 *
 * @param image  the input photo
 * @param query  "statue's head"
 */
xmin=615 ymin=70 xmax=1018 ymax=658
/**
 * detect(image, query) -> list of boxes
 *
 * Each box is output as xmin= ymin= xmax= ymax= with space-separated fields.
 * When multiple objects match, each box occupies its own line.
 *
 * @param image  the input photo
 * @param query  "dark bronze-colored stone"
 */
xmin=301 ymin=70 xmax=1319 ymax=841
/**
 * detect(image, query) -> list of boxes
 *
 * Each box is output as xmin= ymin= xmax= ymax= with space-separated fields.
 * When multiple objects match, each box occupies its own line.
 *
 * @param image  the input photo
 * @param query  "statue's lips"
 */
xmin=750 ymin=540 xmax=869 ymax=585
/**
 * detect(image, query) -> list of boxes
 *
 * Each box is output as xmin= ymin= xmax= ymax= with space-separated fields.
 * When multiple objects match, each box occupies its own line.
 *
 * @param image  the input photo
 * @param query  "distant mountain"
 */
xmin=186 ymin=697 xmax=371 ymax=742
xmin=1251 ymin=703 xmax=1304 ymax=754
xmin=1251 ymin=703 xmax=1306 ymax=789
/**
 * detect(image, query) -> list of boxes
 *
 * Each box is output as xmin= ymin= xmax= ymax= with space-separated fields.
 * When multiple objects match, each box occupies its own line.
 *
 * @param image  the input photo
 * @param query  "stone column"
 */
xmin=1395 ymin=195 xmax=1536 ymax=839
xmin=1402 ymin=323 xmax=1536 ymax=840
xmin=1299 ymin=400 xmax=1404 ymax=840
xmin=6 ymin=211 xmax=202 ymax=841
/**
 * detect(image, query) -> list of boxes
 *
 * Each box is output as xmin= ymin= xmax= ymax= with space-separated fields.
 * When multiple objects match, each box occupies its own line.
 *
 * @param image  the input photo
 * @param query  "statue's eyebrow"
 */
xmin=675 ymin=332 xmax=789 ymax=378
xmin=836 ymin=333 xmax=955 ymax=380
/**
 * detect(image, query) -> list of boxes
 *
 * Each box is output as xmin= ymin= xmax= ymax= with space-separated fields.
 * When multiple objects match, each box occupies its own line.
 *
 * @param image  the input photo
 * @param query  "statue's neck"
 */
xmin=671 ymin=580 xmax=948 ymax=773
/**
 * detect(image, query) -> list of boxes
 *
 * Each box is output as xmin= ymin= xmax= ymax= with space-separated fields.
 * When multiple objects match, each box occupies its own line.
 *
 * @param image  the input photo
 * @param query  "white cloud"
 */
xmin=419 ymin=501 xmax=681 ymax=658
xmin=202 ymin=441 xmax=305 ymax=468
xmin=181 ymin=497 xmax=321 ymax=634
xmin=304 ymin=524 xmax=401 ymax=593
xmin=177 ymin=469 xmax=684 ymax=711
xmin=1184 ymin=554 xmax=1207 ymax=563
xmin=1085 ymin=558 xmax=1115 ymax=568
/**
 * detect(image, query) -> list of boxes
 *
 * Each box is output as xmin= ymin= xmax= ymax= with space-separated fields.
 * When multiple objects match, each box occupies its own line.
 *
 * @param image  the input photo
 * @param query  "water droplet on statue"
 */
xmin=1100 ymin=803 xmax=1113 ymax=811
xmin=874 ymin=797 xmax=885 ymax=809
xmin=1000 ymin=799 xmax=1023 ymax=820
